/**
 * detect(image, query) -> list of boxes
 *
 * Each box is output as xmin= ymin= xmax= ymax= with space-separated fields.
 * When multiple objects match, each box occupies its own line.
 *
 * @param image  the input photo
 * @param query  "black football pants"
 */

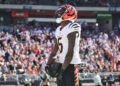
xmin=57 ymin=64 xmax=79 ymax=86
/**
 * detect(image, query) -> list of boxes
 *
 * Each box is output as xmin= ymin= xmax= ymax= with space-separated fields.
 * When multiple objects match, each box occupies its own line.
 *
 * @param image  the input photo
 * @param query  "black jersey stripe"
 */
xmin=68 ymin=23 xmax=73 ymax=28
xmin=71 ymin=23 xmax=80 ymax=29
xmin=68 ymin=23 xmax=80 ymax=30
xmin=72 ymin=26 xmax=79 ymax=28
xmin=71 ymin=24 xmax=78 ymax=27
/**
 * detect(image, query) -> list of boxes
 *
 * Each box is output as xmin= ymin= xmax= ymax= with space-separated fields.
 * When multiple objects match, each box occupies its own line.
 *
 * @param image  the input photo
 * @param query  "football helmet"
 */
xmin=55 ymin=4 xmax=77 ymax=23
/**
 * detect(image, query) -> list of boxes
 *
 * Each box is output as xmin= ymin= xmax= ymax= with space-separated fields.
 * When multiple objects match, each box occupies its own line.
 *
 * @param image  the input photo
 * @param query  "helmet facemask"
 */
xmin=55 ymin=7 xmax=66 ymax=23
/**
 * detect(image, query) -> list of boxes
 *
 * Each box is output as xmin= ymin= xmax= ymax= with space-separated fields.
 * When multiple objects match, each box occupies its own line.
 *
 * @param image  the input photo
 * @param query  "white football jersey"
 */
xmin=55 ymin=22 xmax=81 ymax=64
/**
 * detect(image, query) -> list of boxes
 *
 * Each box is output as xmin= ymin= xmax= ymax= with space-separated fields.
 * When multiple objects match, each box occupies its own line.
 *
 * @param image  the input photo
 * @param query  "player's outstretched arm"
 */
xmin=62 ymin=31 xmax=77 ymax=70
xmin=47 ymin=38 xmax=59 ymax=65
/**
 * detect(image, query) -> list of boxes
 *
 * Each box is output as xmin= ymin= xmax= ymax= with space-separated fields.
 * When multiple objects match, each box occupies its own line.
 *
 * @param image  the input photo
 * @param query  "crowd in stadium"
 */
xmin=0 ymin=22 xmax=56 ymax=81
xmin=0 ymin=0 xmax=119 ymax=6
xmin=0 ymin=21 xmax=119 ymax=82
xmin=80 ymin=22 xmax=120 ymax=73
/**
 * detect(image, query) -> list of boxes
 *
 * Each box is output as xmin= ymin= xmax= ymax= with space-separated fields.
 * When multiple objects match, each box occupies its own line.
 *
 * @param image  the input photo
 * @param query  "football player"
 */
xmin=46 ymin=4 xmax=81 ymax=86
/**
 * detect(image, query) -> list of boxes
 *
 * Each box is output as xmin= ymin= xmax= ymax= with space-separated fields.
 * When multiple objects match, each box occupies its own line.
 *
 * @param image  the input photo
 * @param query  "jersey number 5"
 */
xmin=58 ymin=37 xmax=63 ymax=53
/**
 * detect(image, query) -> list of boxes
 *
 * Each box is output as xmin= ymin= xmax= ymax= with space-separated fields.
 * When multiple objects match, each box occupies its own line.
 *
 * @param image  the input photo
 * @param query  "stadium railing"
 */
xmin=0 ymin=72 xmax=119 ymax=81
xmin=0 ymin=72 xmax=119 ymax=86
xmin=79 ymin=72 xmax=120 ymax=80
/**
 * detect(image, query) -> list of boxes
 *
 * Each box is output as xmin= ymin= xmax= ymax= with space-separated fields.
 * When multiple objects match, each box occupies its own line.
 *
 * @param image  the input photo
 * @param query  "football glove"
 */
xmin=45 ymin=62 xmax=61 ymax=77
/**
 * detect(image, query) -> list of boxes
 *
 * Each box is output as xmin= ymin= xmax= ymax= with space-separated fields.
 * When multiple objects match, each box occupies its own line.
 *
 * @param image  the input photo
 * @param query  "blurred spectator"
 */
xmin=102 ymin=76 xmax=107 ymax=86
xmin=5 ymin=50 xmax=10 ymax=62
xmin=107 ymin=74 xmax=115 ymax=86
xmin=93 ymin=72 xmax=102 ymax=86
